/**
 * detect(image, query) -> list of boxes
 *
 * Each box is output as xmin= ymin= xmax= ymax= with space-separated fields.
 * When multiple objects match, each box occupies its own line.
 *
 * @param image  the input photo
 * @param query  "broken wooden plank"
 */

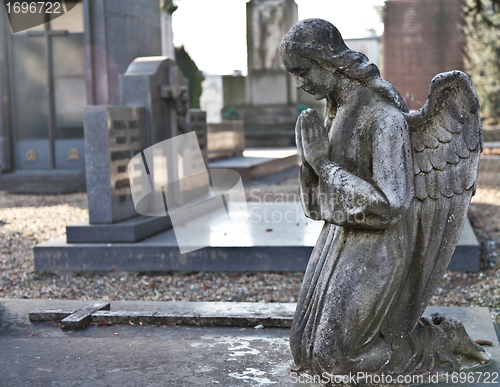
xmin=60 ymin=302 xmax=110 ymax=330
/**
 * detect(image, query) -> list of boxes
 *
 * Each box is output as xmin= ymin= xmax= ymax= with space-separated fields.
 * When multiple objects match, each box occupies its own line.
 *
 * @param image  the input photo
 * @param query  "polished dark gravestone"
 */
xmin=279 ymin=18 xmax=486 ymax=383
xmin=34 ymin=201 xmax=478 ymax=273
xmin=84 ymin=106 xmax=145 ymax=224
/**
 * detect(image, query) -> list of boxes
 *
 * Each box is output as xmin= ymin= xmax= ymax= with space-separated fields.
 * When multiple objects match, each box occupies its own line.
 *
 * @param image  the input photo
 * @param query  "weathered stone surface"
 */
xmin=280 ymin=18 xmax=486 ymax=381
xmin=91 ymin=310 xmax=292 ymax=328
xmin=34 ymin=203 xmax=478 ymax=273
xmin=189 ymin=109 xmax=208 ymax=165
xmin=2 ymin=300 xmax=500 ymax=386
xmin=207 ymin=121 xmax=245 ymax=161
xmin=60 ymin=302 xmax=110 ymax=330
xmin=66 ymin=215 xmax=171 ymax=243
xmin=120 ymin=57 xmax=188 ymax=147
xmin=29 ymin=309 xmax=76 ymax=322
xmin=83 ymin=106 xmax=146 ymax=224
xmin=92 ymin=311 xmax=156 ymax=325
xmin=84 ymin=0 xmax=161 ymax=106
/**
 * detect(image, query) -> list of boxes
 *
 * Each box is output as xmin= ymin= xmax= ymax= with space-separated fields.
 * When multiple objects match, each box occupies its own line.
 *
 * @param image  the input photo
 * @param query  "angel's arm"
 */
xmin=300 ymin=112 xmax=413 ymax=229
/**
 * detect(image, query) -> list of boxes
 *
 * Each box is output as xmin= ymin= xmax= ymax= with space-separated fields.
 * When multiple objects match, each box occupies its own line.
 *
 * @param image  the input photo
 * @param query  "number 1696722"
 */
xmin=444 ymin=372 xmax=499 ymax=384
xmin=6 ymin=2 xmax=62 ymax=14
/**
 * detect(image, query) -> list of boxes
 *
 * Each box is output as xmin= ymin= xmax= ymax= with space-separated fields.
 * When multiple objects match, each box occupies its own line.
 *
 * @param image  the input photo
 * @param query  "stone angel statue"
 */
xmin=279 ymin=18 xmax=488 ymax=384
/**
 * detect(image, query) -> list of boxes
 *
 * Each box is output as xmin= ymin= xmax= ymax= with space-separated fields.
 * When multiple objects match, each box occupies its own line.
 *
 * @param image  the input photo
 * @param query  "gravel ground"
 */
xmin=1 ymin=172 xmax=500 ymax=321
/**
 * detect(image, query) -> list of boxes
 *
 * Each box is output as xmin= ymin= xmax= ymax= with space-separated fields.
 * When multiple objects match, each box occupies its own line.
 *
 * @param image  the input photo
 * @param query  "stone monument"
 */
xmin=280 ymin=19 xmax=488 ymax=383
xmin=222 ymin=0 xmax=325 ymax=147
xmin=83 ymin=105 xmax=146 ymax=224
xmin=66 ymin=56 xmax=198 ymax=243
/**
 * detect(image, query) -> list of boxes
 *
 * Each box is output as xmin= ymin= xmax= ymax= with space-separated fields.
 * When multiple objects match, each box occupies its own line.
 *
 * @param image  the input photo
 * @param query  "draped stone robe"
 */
xmin=290 ymin=102 xmax=417 ymax=375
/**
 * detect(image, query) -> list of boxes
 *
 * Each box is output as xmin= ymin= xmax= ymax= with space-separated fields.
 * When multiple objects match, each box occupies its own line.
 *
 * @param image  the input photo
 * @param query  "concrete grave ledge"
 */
xmin=483 ymin=127 xmax=500 ymax=142
xmin=480 ymin=154 xmax=500 ymax=173
xmin=3 ymin=299 xmax=499 ymax=331
xmin=484 ymin=141 xmax=500 ymax=148
xmin=1 ymin=299 xmax=500 ymax=386
xmin=66 ymin=215 xmax=172 ymax=243
xmin=480 ymin=142 xmax=500 ymax=173
xmin=29 ymin=301 xmax=296 ymax=328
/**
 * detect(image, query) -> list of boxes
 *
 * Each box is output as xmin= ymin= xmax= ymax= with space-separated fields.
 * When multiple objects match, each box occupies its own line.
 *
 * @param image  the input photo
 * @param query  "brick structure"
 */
xmin=382 ymin=0 xmax=464 ymax=110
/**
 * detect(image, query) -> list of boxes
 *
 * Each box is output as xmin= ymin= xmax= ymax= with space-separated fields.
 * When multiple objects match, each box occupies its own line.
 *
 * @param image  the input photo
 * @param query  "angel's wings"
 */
xmin=406 ymin=71 xmax=482 ymax=201
xmin=383 ymin=71 xmax=483 ymax=344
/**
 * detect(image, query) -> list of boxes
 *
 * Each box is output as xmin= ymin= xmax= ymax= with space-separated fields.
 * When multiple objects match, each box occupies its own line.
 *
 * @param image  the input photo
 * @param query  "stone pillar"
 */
xmin=222 ymin=0 xmax=303 ymax=136
xmin=246 ymin=0 xmax=298 ymax=107
xmin=83 ymin=0 xmax=162 ymax=106
xmin=0 ymin=4 xmax=12 ymax=171
xmin=161 ymin=12 xmax=175 ymax=59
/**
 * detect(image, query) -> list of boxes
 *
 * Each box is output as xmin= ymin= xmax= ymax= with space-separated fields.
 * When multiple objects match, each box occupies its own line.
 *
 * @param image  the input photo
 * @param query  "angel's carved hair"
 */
xmin=280 ymin=18 xmax=408 ymax=113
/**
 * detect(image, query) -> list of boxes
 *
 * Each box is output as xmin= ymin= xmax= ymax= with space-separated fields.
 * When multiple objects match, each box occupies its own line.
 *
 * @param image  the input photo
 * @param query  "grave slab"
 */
xmin=207 ymin=121 xmax=245 ymax=160
xmin=92 ymin=310 xmax=156 ymax=325
xmin=66 ymin=215 xmax=172 ymax=243
xmin=447 ymin=218 xmax=480 ymax=271
xmin=209 ymin=148 xmax=299 ymax=181
xmin=92 ymin=302 xmax=295 ymax=328
xmin=29 ymin=309 xmax=77 ymax=322
xmin=480 ymin=155 xmax=500 ymax=173
xmin=484 ymin=142 xmax=500 ymax=148
xmin=34 ymin=202 xmax=480 ymax=273
xmin=0 ymin=299 xmax=499 ymax=386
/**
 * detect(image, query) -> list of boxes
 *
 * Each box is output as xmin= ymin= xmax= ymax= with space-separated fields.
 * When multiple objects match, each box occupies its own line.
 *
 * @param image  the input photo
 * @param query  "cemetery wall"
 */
xmin=0 ymin=5 xmax=12 ymax=171
xmin=382 ymin=0 xmax=463 ymax=110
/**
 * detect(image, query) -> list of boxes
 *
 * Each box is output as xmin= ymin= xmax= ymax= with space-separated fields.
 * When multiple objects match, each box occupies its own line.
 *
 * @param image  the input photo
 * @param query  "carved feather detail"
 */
xmin=404 ymin=71 xmax=482 ymax=203
xmin=395 ymin=71 xmax=482 ymax=338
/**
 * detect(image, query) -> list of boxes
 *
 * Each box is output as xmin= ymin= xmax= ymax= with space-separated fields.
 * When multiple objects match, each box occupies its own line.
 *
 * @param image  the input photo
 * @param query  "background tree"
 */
xmin=464 ymin=0 xmax=500 ymax=27
xmin=463 ymin=0 xmax=500 ymax=125
xmin=159 ymin=1 xmax=204 ymax=109
xmin=175 ymin=46 xmax=205 ymax=109
xmin=160 ymin=0 xmax=179 ymax=14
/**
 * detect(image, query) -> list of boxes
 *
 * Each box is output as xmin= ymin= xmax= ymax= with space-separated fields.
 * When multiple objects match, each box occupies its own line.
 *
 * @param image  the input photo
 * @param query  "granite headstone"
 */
xmin=84 ymin=106 xmax=145 ymax=224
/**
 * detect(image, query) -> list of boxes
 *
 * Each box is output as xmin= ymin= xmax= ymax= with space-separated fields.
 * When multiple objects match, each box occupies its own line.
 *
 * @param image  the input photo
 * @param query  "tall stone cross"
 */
xmin=121 ymin=57 xmax=189 ymax=147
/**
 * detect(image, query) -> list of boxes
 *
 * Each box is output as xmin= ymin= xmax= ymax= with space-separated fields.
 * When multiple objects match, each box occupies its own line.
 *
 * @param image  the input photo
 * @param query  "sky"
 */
xmin=172 ymin=0 xmax=386 ymax=75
